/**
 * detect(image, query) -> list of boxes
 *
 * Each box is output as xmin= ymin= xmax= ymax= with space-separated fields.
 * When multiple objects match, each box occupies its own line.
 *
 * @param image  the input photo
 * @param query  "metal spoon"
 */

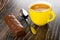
xmin=20 ymin=8 xmax=37 ymax=35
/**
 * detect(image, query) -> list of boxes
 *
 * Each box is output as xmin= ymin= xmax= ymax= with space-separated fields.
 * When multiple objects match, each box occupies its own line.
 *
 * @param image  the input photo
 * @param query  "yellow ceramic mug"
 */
xmin=29 ymin=1 xmax=56 ymax=34
xmin=29 ymin=1 xmax=56 ymax=26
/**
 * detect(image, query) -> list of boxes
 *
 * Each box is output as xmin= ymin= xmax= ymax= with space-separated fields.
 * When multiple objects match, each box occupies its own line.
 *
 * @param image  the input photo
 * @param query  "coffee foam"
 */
xmin=29 ymin=1 xmax=52 ymax=12
xmin=31 ymin=4 xmax=50 ymax=12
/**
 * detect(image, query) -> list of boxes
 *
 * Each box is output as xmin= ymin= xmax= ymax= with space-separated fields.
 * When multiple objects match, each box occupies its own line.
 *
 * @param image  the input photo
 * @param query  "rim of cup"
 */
xmin=28 ymin=1 xmax=52 ymax=12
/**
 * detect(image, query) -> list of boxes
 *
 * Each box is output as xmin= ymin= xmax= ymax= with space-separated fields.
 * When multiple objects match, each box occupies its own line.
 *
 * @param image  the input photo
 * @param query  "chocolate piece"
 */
xmin=4 ymin=14 xmax=26 ymax=37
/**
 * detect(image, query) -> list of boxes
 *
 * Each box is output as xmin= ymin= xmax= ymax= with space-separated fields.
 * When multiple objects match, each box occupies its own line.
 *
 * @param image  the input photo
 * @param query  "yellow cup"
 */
xmin=29 ymin=1 xmax=56 ymax=26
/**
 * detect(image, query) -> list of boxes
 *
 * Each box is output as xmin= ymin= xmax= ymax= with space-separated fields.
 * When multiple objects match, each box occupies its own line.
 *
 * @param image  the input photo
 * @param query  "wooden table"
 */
xmin=0 ymin=0 xmax=58 ymax=40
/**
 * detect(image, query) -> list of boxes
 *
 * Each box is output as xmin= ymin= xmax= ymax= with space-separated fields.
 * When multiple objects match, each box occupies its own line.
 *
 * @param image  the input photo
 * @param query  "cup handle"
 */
xmin=48 ymin=11 xmax=56 ymax=23
xmin=30 ymin=26 xmax=37 ymax=35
